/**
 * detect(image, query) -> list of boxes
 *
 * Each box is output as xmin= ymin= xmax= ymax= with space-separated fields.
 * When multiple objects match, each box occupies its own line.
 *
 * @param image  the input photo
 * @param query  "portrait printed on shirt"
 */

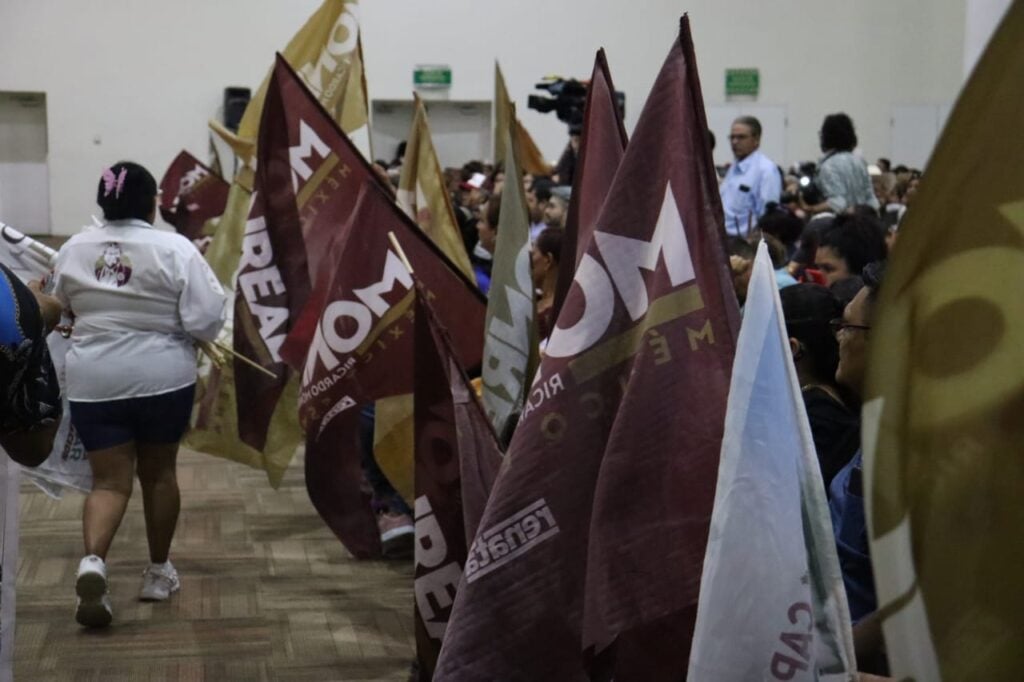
xmin=94 ymin=242 xmax=133 ymax=287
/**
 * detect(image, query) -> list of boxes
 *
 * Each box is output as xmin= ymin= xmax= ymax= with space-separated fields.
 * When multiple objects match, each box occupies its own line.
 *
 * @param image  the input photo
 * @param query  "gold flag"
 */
xmin=495 ymin=62 xmax=551 ymax=176
xmin=397 ymin=95 xmax=474 ymax=278
xmin=495 ymin=62 xmax=511 ymax=167
xmin=864 ymin=5 xmax=1024 ymax=679
xmin=185 ymin=175 xmax=303 ymax=488
xmin=516 ymin=118 xmax=552 ymax=177
xmin=235 ymin=0 xmax=371 ymax=159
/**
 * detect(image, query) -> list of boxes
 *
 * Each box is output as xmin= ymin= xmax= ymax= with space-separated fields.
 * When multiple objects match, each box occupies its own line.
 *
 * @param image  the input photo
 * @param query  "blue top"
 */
xmin=719 ymin=150 xmax=782 ymax=237
xmin=0 ymin=265 xmax=27 ymax=350
xmin=828 ymin=449 xmax=877 ymax=623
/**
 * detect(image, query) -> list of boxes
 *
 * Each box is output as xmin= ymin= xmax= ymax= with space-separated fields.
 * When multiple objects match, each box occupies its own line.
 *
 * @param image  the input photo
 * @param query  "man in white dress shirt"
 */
xmin=719 ymin=116 xmax=782 ymax=237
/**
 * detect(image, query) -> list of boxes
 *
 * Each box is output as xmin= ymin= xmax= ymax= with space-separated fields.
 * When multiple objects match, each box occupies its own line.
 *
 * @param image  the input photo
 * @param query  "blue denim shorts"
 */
xmin=69 ymin=384 xmax=195 ymax=451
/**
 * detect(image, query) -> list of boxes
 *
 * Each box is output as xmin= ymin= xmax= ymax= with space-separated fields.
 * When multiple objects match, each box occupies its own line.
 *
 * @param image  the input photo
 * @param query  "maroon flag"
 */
xmin=231 ymin=52 xmax=390 ymax=451
xmin=415 ymin=280 xmax=503 ymax=547
xmin=435 ymin=17 xmax=738 ymax=681
xmin=232 ymin=189 xmax=292 ymax=451
xmin=582 ymin=18 xmax=737 ymax=680
xmin=450 ymin=372 xmax=502 ymax=548
xmin=300 ymin=182 xmax=486 ymax=559
xmin=158 ymin=150 xmax=230 ymax=249
xmin=411 ymin=282 xmax=477 ymax=678
xmin=551 ymin=49 xmax=629 ymax=326
xmin=245 ymin=54 xmax=392 ymax=375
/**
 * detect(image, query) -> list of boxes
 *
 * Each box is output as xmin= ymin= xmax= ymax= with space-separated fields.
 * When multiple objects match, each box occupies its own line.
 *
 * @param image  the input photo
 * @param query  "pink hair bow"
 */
xmin=101 ymin=167 xmax=127 ymax=198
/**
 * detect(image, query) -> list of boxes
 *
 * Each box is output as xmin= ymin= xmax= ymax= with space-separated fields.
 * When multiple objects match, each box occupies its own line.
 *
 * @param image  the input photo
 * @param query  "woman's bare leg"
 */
xmin=135 ymin=441 xmax=181 ymax=564
xmin=82 ymin=442 xmax=136 ymax=559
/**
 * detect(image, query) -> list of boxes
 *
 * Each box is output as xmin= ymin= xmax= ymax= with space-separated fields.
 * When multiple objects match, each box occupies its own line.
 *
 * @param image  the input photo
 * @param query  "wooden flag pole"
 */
xmin=387 ymin=231 xmax=415 ymax=275
xmin=197 ymin=340 xmax=278 ymax=379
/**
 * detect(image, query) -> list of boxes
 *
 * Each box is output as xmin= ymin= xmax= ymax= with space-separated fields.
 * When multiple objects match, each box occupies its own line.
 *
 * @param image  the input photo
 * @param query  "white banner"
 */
xmin=687 ymin=243 xmax=856 ymax=681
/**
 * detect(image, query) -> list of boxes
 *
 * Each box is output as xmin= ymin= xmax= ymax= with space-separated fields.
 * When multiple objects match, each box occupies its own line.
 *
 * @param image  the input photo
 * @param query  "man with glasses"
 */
xmin=829 ymin=260 xmax=889 ymax=674
xmin=719 ymin=116 xmax=782 ymax=237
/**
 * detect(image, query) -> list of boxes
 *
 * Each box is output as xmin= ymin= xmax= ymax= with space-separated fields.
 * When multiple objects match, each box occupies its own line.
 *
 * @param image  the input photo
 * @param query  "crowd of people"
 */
xmin=367 ymin=110 xmax=917 ymax=677
xmin=1 ymin=107 xmax=919 ymax=676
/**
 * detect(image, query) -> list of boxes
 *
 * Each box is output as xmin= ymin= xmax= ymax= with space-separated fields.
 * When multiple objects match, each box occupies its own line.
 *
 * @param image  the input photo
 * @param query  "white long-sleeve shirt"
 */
xmin=52 ymin=218 xmax=226 ymax=401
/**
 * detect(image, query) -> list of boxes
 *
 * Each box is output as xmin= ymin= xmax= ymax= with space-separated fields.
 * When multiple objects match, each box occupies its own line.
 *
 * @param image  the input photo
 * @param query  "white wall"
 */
xmin=0 ymin=0 xmax=966 ymax=235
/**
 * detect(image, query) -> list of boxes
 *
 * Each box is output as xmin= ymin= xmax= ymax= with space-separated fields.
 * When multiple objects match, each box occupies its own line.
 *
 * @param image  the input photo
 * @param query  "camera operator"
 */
xmin=552 ymin=123 xmax=581 ymax=186
xmin=528 ymin=78 xmax=596 ymax=187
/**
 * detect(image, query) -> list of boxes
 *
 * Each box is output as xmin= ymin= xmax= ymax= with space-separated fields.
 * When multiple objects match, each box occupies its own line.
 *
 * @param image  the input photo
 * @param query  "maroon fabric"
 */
xmin=434 ymin=17 xmax=738 ymax=681
xmin=251 ymin=54 xmax=390 ymax=371
xmin=158 ymin=150 xmax=229 ymax=246
xmin=449 ymin=363 xmax=502 ymax=548
xmin=265 ymin=51 xmax=480 ymax=371
xmin=245 ymin=54 xmax=485 ymax=559
xmin=416 ymin=283 xmax=503 ymax=549
xmin=550 ymin=49 xmax=629 ymax=327
xmin=413 ymin=284 xmax=473 ymax=678
xmin=581 ymin=17 xmax=738 ymax=680
xmin=298 ymin=183 xmax=485 ymax=559
xmin=233 ymin=189 xmax=290 ymax=452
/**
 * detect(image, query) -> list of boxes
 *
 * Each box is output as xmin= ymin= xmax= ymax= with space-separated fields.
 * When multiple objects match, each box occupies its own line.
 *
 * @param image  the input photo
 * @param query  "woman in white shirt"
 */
xmin=52 ymin=161 xmax=225 ymax=627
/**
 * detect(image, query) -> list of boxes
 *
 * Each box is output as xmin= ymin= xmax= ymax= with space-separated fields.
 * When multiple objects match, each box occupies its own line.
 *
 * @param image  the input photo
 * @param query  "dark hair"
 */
xmin=757 ymin=207 xmax=804 ymax=246
xmin=531 ymin=178 xmax=553 ymax=203
xmin=820 ymin=113 xmax=858 ymax=153
xmin=534 ymin=227 xmax=562 ymax=265
xmin=861 ymin=260 xmax=887 ymax=305
xmin=734 ymin=115 xmax=762 ymax=139
xmin=707 ymin=128 xmax=716 ymax=151
xmin=781 ymin=284 xmax=842 ymax=383
xmin=485 ymin=193 xmax=502 ymax=231
xmin=461 ymin=160 xmax=485 ymax=182
xmin=829 ymin=275 xmax=865 ymax=309
xmin=818 ymin=213 xmax=888 ymax=277
xmin=96 ymin=161 xmax=157 ymax=222
xmin=725 ymin=235 xmax=755 ymax=260
xmin=760 ymin=233 xmax=788 ymax=269
xmin=792 ymin=216 xmax=834 ymax=266
xmin=489 ymin=161 xmax=506 ymax=184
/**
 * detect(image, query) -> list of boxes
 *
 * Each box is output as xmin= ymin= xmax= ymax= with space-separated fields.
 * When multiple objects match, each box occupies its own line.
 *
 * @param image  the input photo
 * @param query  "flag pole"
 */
xmin=198 ymin=340 xmax=278 ymax=379
xmin=387 ymin=231 xmax=415 ymax=275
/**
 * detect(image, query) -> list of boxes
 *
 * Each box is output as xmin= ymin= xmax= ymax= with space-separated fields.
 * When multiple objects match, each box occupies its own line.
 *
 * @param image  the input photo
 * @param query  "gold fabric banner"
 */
xmin=234 ymin=0 xmax=370 ymax=161
xmin=185 ymin=175 xmax=303 ymax=488
xmin=864 ymin=4 xmax=1024 ymax=679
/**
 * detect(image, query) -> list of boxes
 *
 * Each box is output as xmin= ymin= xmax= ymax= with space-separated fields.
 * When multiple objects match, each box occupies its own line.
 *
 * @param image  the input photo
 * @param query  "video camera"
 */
xmin=527 ymin=78 xmax=625 ymax=133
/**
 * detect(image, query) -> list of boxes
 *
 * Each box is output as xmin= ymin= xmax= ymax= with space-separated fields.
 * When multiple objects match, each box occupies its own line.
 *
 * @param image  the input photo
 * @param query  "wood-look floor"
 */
xmin=14 ymin=449 xmax=415 ymax=681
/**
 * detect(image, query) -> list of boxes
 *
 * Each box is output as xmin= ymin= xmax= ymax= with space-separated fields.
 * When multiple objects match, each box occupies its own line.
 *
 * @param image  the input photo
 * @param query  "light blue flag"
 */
xmin=687 ymin=242 xmax=856 ymax=681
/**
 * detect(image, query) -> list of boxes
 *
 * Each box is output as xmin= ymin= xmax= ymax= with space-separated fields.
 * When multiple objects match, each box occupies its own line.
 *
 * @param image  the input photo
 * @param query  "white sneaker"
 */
xmin=75 ymin=555 xmax=112 ymax=628
xmin=139 ymin=561 xmax=180 ymax=602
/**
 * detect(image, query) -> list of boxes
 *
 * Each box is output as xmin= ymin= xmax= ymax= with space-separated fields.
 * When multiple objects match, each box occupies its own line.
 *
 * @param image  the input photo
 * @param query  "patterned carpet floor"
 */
xmin=13 ymin=448 xmax=415 ymax=681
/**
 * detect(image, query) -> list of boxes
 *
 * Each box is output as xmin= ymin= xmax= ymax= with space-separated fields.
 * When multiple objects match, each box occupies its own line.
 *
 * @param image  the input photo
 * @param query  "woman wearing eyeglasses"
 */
xmin=51 ymin=161 xmax=226 ymax=627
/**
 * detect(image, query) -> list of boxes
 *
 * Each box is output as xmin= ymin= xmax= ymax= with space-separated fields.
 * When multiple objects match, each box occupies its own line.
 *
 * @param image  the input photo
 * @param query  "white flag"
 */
xmin=687 ymin=242 xmax=857 ymax=681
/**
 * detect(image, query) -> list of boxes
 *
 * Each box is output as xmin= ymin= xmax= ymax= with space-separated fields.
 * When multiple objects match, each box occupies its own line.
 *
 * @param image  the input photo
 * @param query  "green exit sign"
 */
xmin=726 ymin=69 xmax=759 ymax=97
xmin=414 ymin=65 xmax=452 ymax=89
